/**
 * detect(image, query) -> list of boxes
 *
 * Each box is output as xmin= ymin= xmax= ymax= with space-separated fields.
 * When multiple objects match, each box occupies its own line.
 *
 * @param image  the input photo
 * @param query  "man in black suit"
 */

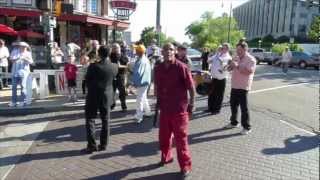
xmin=84 ymin=45 xmax=118 ymax=153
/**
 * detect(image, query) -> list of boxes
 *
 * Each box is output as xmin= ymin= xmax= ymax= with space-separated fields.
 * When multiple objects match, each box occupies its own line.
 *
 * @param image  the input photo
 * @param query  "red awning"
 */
xmin=58 ymin=14 xmax=129 ymax=29
xmin=0 ymin=7 xmax=42 ymax=17
xmin=17 ymin=30 xmax=44 ymax=39
xmin=0 ymin=24 xmax=17 ymax=36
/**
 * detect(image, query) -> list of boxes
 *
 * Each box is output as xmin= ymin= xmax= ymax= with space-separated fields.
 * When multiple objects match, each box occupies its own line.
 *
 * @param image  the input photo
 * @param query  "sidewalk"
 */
xmin=1 ymin=97 xmax=318 ymax=180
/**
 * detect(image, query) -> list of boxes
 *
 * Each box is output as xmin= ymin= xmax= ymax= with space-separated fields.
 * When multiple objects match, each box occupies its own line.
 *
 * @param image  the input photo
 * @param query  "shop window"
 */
xmin=86 ymin=0 xmax=98 ymax=15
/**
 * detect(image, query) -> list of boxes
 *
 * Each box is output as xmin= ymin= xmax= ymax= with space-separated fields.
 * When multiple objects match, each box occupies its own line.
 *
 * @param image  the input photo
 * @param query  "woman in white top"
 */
xmin=9 ymin=42 xmax=34 ymax=107
xmin=206 ymin=43 xmax=232 ymax=114
xmin=281 ymin=47 xmax=292 ymax=74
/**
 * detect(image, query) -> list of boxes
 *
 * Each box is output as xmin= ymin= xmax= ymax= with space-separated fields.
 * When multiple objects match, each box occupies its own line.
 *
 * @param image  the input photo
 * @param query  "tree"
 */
xmin=185 ymin=11 xmax=244 ymax=50
xmin=271 ymin=43 xmax=303 ymax=55
xmin=140 ymin=26 xmax=175 ymax=46
xmin=308 ymin=16 xmax=320 ymax=42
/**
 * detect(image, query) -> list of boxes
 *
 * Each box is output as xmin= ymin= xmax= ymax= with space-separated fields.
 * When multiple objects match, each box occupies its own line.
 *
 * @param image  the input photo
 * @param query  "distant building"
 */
xmin=233 ymin=0 xmax=320 ymax=40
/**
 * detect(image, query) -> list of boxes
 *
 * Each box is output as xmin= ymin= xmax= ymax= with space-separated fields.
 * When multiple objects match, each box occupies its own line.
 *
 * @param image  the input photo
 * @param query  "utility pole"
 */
xmin=156 ymin=0 xmax=161 ymax=47
xmin=227 ymin=2 xmax=232 ymax=43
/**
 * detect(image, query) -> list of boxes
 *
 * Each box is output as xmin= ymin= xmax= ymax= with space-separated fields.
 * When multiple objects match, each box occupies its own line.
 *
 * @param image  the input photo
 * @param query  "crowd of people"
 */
xmin=1 ymin=36 xmax=296 ymax=179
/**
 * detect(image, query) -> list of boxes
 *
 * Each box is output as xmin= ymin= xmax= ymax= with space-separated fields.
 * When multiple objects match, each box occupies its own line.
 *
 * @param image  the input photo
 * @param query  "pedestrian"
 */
xmin=80 ymin=54 xmax=90 ymax=95
xmin=84 ymin=45 xmax=118 ymax=153
xmin=206 ymin=43 xmax=232 ymax=114
xmin=201 ymin=47 xmax=210 ymax=71
xmin=176 ymin=44 xmax=193 ymax=69
xmin=131 ymin=44 xmax=152 ymax=123
xmin=281 ymin=47 xmax=292 ymax=74
xmin=110 ymin=43 xmax=128 ymax=111
xmin=65 ymin=41 xmax=81 ymax=62
xmin=225 ymin=41 xmax=256 ymax=135
xmin=64 ymin=55 xmax=78 ymax=102
xmin=0 ymin=39 xmax=9 ymax=89
xmin=51 ymin=42 xmax=64 ymax=69
xmin=154 ymin=43 xmax=195 ymax=179
xmin=9 ymin=42 xmax=33 ymax=107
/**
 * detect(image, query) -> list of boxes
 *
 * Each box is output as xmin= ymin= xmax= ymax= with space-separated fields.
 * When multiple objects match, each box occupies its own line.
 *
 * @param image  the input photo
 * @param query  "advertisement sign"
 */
xmin=110 ymin=0 xmax=136 ymax=20
xmin=12 ymin=0 xmax=32 ymax=5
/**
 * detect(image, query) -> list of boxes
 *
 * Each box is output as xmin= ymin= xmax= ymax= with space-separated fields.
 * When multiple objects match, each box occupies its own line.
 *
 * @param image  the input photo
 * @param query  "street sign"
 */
xmin=110 ymin=0 xmax=136 ymax=20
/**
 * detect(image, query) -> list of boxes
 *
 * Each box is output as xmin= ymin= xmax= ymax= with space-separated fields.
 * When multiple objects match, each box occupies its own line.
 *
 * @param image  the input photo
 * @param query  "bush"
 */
xmin=271 ymin=43 xmax=303 ymax=55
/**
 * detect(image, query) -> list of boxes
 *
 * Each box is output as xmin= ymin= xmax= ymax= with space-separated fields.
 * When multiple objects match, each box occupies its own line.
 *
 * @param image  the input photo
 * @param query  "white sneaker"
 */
xmin=240 ymin=129 xmax=252 ymax=135
xmin=225 ymin=123 xmax=240 ymax=129
xmin=136 ymin=118 xmax=143 ymax=124
xmin=17 ymin=103 xmax=25 ymax=107
xmin=8 ymin=102 xmax=16 ymax=107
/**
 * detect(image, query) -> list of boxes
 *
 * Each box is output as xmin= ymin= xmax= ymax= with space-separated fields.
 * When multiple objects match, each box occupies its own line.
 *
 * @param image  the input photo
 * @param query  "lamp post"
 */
xmin=227 ymin=2 xmax=233 ymax=43
xmin=156 ymin=0 xmax=161 ymax=47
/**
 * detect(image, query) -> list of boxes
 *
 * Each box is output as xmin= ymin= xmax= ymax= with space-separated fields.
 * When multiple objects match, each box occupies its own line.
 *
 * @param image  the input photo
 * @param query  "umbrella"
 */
xmin=0 ymin=24 xmax=17 ymax=36
xmin=17 ymin=30 xmax=44 ymax=39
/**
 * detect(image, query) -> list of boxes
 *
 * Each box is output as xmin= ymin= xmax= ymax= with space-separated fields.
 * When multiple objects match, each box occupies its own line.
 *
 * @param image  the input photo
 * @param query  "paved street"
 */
xmin=0 ymin=65 xmax=319 ymax=180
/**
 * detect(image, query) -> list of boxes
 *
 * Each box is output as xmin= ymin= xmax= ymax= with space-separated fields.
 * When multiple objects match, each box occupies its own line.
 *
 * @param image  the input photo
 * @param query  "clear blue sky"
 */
xmin=126 ymin=0 xmax=248 ymax=43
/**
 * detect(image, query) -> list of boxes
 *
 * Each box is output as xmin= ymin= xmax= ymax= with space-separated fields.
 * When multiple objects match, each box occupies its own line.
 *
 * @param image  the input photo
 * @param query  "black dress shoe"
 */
xmin=98 ymin=145 xmax=106 ymax=151
xmin=157 ymin=158 xmax=174 ymax=167
xmin=203 ymin=109 xmax=212 ymax=113
xmin=211 ymin=110 xmax=220 ymax=115
xmin=82 ymin=147 xmax=98 ymax=154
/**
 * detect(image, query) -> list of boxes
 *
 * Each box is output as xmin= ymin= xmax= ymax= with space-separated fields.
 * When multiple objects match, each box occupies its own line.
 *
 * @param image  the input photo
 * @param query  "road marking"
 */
xmin=279 ymin=120 xmax=316 ymax=135
xmin=254 ymin=72 xmax=301 ymax=78
xmin=250 ymin=82 xmax=316 ymax=94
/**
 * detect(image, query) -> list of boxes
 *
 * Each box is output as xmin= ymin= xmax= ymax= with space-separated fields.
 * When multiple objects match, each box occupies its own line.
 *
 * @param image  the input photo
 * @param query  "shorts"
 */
xmin=67 ymin=79 xmax=77 ymax=87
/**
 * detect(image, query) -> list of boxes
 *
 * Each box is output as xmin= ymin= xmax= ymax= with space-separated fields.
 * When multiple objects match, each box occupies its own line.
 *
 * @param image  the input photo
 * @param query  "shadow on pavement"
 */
xmin=86 ymin=163 xmax=166 ymax=180
xmin=262 ymin=135 xmax=319 ymax=155
xmin=0 ymin=150 xmax=83 ymax=167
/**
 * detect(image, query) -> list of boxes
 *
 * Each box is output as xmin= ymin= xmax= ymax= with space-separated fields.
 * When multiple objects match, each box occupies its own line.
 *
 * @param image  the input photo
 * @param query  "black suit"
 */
xmin=85 ymin=59 xmax=118 ymax=149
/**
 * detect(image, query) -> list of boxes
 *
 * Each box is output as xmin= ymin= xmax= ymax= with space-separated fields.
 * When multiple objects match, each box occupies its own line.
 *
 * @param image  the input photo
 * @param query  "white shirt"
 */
xmin=0 ymin=46 xmax=9 ymax=67
xmin=10 ymin=48 xmax=33 ymax=77
xmin=209 ymin=52 xmax=232 ymax=80
xmin=282 ymin=51 xmax=292 ymax=63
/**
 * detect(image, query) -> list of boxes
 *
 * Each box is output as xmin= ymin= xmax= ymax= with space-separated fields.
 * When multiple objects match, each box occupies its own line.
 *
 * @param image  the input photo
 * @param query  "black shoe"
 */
xmin=98 ymin=145 xmax=106 ymax=151
xmin=180 ymin=170 xmax=191 ymax=179
xmin=82 ymin=146 xmax=98 ymax=154
xmin=110 ymin=104 xmax=115 ymax=110
xmin=157 ymin=158 xmax=174 ymax=167
xmin=203 ymin=109 xmax=212 ymax=113
xmin=211 ymin=110 xmax=220 ymax=115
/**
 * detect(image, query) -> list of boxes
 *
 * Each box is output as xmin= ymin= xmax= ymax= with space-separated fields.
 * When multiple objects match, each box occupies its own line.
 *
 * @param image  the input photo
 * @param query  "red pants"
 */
xmin=159 ymin=112 xmax=192 ymax=171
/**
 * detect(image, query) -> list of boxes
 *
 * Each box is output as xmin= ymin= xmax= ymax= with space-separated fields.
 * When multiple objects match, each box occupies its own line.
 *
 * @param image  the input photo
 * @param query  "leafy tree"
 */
xmin=140 ymin=26 xmax=175 ymax=46
xmin=308 ymin=16 xmax=320 ymax=42
xmin=185 ymin=11 xmax=244 ymax=50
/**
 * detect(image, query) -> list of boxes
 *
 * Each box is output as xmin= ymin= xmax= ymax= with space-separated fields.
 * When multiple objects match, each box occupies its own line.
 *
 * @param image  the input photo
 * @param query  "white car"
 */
xmin=248 ymin=48 xmax=265 ymax=64
xmin=187 ymin=48 xmax=202 ymax=71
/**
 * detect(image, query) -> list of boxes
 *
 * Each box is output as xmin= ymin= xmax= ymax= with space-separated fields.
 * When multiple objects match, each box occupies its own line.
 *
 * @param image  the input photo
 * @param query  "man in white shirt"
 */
xmin=281 ymin=47 xmax=292 ymax=74
xmin=0 ymin=39 xmax=10 ymax=89
xmin=206 ymin=43 xmax=232 ymax=114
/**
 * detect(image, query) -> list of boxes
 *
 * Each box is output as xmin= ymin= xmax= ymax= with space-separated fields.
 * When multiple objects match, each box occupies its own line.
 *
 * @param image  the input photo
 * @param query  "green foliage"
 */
xmin=308 ymin=16 xmax=320 ymax=42
xmin=140 ymin=26 xmax=175 ymax=46
xmin=262 ymin=34 xmax=275 ymax=42
xmin=185 ymin=11 xmax=244 ymax=50
xmin=271 ymin=43 xmax=304 ymax=55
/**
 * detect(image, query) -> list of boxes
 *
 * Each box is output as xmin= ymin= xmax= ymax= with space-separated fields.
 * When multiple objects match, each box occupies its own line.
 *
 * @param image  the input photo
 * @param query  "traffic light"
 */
xmin=54 ymin=0 xmax=62 ymax=16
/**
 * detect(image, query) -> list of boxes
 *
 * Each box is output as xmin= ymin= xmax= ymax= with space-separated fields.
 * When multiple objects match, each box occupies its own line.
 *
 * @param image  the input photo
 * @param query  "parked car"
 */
xmin=187 ymin=48 xmax=202 ymax=71
xmin=263 ymin=52 xmax=281 ymax=65
xmin=290 ymin=51 xmax=319 ymax=70
xmin=248 ymin=48 xmax=265 ymax=64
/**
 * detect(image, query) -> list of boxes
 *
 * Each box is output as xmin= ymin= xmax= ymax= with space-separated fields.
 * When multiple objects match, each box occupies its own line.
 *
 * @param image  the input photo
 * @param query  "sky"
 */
xmin=126 ymin=0 xmax=249 ymax=43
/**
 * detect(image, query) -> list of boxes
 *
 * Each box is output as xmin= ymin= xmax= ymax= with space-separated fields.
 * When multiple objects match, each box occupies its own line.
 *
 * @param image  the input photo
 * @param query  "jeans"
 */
xmin=0 ymin=66 xmax=8 ymax=88
xmin=229 ymin=88 xmax=251 ymax=130
xmin=11 ymin=76 xmax=26 ymax=104
xmin=135 ymin=85 xmax=151 ymax=120
xmin=282 ymin=62 xmax=289 ymax=73
xmin=208 ymin=78 xmax=226 ymax=112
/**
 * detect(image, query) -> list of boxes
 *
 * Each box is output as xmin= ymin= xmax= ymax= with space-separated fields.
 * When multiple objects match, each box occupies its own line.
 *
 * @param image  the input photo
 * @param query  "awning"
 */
xmin=0 ymin=24 xmax=17 ymax=36
xmin=0 ymin=7 xmax=42 ymax=17
xmin=58 ymin=14 xmax=130 ymax=29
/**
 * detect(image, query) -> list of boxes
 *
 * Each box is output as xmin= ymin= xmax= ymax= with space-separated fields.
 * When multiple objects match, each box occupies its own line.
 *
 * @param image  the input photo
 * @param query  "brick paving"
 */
xmin=2 ymin=97 xmax=319 ymax=180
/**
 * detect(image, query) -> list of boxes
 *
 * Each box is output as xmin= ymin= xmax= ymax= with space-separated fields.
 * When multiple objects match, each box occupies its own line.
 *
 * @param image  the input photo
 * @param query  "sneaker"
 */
xmin=17 ymin=103 xmax=25 ymax=107
xmin=136 ymin=118 xmax=143 ymax=124
xmin=8 ymin=102 xmax=16 ymax=107
xmin=225 ymin=123 xmax=240 ymax=129
xmin=240 ymin=129 xmax=252 ymax=135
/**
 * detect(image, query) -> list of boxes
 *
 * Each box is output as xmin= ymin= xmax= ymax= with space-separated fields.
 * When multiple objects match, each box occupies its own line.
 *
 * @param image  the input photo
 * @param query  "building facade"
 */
xmin=233 ymin=0 xmax=320 ymax=41
xmin=0 ymin=0 xmax=131 ymax=63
